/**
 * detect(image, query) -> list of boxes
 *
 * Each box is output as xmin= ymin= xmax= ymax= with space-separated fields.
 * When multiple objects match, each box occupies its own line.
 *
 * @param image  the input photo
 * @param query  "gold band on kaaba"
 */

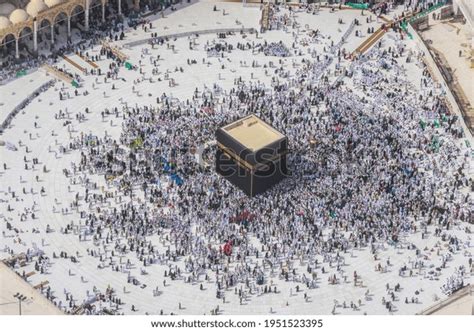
xmin=217 ymin=142 xmax=254 ymax=172
xmin=217 ymin=142 xmax=289 ymax=172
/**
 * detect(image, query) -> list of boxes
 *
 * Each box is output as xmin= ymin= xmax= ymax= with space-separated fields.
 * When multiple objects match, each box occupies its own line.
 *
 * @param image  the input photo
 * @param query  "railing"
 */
xmin=331 ymin=61 xmax=354 ymax=88
xmin=456 ymin=0 xmax=473 ymax=27
xmin=407 ymin=23 xmax=473 ymax=138
xmin=0 ymin=261 xmax=63 ymax=314
xmin=330 ymin=20 xmax=356 ymax=54
xmin=328 ymin=20 xmax=357 ymax=85
xmin=124 ymin=28 xmax=257 ymax=48
xmin=417 ymin=284 xmax=473 ymax=315
xmin=0 ymin=79 xmax=55 ymax=134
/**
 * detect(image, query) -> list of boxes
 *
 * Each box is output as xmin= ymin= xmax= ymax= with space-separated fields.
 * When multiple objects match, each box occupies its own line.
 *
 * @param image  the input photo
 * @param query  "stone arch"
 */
xmin=38 ymin=16 xmax=52 ymax=28
xmin=18 ymin=25 xmax=33 ymax=39
xmin=69 ymin=3 xmax=84 ymax=17
xmin=53 ymin=11 xmax=69 ymax=24
xmin=36 ymin=16 xmax=52 ymax=44
xmin=18 ymin=25 xmax=34 ymax=52
xmin=69 ymin=3 xmax=85 ymax=30
xmin=0 ymin=32 xmax=16 ymax=44
xmin=0 ymin=32 xmax=17 ymax=60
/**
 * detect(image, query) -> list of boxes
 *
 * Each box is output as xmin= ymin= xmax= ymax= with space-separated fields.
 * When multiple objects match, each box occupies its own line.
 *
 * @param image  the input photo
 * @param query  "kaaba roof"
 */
xmin=219 ymin=114 xmax=285 ymax=152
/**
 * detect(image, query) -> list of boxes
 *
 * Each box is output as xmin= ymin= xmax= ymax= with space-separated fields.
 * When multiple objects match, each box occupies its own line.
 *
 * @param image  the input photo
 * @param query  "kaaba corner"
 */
xmin=216 ymin=114 xmax=289 ymax=197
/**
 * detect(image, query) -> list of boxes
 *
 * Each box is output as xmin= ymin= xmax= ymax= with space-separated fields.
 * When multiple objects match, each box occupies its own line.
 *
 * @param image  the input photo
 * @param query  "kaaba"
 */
xmin=216 ymin=114 xmax=288 ymax=197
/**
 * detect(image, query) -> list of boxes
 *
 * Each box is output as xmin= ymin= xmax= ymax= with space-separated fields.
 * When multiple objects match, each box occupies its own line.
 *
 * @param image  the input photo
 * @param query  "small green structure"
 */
xmin=16 ymin=69 xmax=27 ymax=77
xmin=346 ymin=2 xmax=369 ymax=10
xmin=408 ymin=2 xmax=446 ymax=24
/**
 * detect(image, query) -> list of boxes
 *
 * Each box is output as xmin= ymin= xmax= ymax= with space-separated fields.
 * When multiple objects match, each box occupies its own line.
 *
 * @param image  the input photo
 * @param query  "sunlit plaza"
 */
xmin=0 ymin=0 xmax=472 ymax=316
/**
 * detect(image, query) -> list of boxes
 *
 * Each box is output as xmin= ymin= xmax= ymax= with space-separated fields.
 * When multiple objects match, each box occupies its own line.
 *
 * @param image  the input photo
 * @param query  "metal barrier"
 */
xmin=407 ymin=23 xmax=473 ymax=138
xmin=328 ymin=20 xmax=356 ymax=86
xmin=330 ymin=20 xmax=356 ymax=54
xmin=124 ymin=28 xmax=257 ymax=48
xmin=417 ymin=284 xmax=473 ymax=315
xmin=0 ymin=79 xmax=55 ymax=134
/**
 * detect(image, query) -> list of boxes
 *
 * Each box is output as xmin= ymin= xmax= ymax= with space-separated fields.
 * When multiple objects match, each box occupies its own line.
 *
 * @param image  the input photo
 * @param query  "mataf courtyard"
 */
xmin=0 ymin=0 xmax=472 ymax=316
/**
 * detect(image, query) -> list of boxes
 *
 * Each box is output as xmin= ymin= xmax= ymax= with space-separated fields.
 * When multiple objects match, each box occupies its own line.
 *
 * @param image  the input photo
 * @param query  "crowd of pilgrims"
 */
xmin=61 ymin=6 xmax=471 ymax=314
xmin=2 ymin=1 xmax=472 ymax=315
